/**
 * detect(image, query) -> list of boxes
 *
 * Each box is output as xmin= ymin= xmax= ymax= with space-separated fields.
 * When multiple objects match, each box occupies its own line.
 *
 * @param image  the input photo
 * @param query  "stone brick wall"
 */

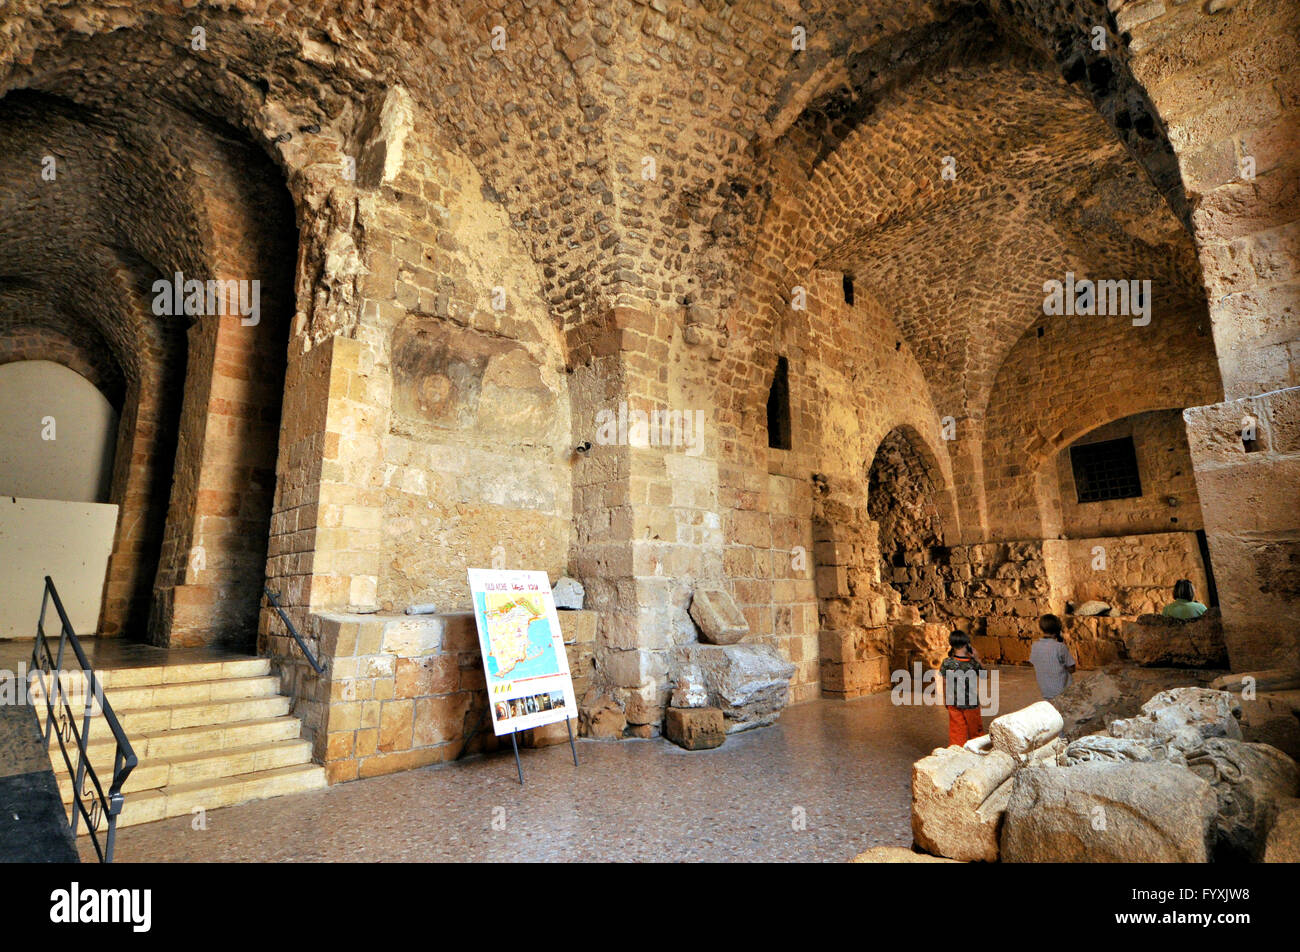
xmin=1184 ymin=387 xmax=1300 ymax=669
xmin=813 ymin=479 xmax=897 ymax=700
xmin=1053 ymin=409 xmax=1205 ymax=537
xmin=149 ymin=132 xmax=295 ymax=650
xmin=1062 ymin=532 xmax=1209 ymax=617
xmin=305 ymin=609 xmax=595 ymax=783
xmin=879 ymin=530 xmax=1209 ymax=669
xmin=361 ymin=106 xmax=574 ymax=614
xmin=0 ymin=326 xmax=123 ymax=408
xmin=1115 ymin=0 xmax=1300 ymax=663
xmin=1 ymin=0 xmax=1295 ymax=759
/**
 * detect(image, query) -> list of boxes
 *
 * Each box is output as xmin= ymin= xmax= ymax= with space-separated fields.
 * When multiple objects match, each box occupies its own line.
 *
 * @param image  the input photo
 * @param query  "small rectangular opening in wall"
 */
xmin=1070 ymin=436 xmax=1142 ymax=503
xmin=842 ymin=273 xmax=854 ymax=306
xmin=767 ymin=356 xmax=792 ymax=450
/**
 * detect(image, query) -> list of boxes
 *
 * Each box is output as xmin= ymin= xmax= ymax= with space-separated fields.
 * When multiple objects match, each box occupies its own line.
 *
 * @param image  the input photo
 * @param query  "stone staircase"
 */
xmin=35 ymin=656 xmax=325 ymax=832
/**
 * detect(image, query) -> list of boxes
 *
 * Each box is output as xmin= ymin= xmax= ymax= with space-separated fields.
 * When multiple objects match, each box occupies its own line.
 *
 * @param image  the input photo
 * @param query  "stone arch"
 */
xmin=867 ymin=423 xmax=958 ymax=621
xmin=0 ymin=309 xmax=125 ymax=410
xmin=0 ymin=39 xmax=300 ymax=647
xmin=981 ymin=304 xmax=1222 ymax=542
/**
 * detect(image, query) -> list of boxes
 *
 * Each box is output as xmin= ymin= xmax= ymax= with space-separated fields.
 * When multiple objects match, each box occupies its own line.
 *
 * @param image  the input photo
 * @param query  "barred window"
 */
xmin=1070 ymin=436 xmax=1142 ymax=503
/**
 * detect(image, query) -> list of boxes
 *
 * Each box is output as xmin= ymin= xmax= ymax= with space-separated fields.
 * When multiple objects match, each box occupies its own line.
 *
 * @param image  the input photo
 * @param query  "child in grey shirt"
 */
xmin=1030 ymin=614 xmax=1076 ymax=700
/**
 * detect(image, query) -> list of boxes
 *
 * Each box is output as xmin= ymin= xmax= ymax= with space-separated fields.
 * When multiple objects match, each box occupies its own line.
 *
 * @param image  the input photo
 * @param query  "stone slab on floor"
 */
xmin=671 ymin=643 xmax=795 ymax=732
xmin=664 ymin=706 xmax=725 ymax=750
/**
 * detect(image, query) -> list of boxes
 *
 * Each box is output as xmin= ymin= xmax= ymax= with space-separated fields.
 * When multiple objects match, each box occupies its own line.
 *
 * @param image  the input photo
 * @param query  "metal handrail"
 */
xmin=30 ymin=576 xmax=137 ymax=863
xmin=263 ymin=587 xmax=325 ymax=675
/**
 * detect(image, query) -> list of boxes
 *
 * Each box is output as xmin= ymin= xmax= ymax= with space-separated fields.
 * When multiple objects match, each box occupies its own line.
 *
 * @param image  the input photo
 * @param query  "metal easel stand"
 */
xmin=566 ymin=716 xmax=579 ymax=766
xmin=511 ymin=717 xmax=580 ymax=785
xmin=457 ymin=708 xmax=579 ymax=785
xmin=510 ymin=728 xmax=524 ymax=784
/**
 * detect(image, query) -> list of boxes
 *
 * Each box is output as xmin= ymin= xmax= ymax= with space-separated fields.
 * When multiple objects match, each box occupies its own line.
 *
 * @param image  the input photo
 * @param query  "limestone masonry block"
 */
xmin=672 ymin=643 xmax=795 ymax=732
xmin=558 ymin=609 xmax=598 ymax=646
xmin=381 ymin=617 xmax=443 ymax=656
xmin=688 ymin=587 xmax=749 ymax=645
xmin=579 ymin=693 xmax=626 ymax=740
xmin=664 ymin=707 xmax=726 ymax=750
xmin=911 ymin=746 xmax=1018 ymax=862
xmin=1001 ymin=763 xmax=1218 ymax=862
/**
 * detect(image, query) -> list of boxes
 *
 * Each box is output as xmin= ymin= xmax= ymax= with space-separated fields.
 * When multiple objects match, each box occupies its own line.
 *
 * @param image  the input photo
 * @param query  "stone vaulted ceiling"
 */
xmin=803 ymin=53 xmax=1204 ymax=416
xmin=0 ymin=0 xmax=1201 ymax=395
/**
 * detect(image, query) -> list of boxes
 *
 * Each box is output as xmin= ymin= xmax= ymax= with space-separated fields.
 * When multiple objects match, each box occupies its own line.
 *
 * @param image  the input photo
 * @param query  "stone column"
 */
xmin=1183 ymin=389 xmax=1300 ymax=668
xmin=260 ymin=333 xmax=388 ymax=716
xmin=1122 ymin=0 xmax=1300 ymax=668
xmin=150 ymin=313 xmax=284 ymax=648
xmin=99 ymin=370 xmax=174 ymax=637
xmin=566 ymin=304 xmax=727 ymax=735
xmin=813 ymin=478 xmax=895 ymax=699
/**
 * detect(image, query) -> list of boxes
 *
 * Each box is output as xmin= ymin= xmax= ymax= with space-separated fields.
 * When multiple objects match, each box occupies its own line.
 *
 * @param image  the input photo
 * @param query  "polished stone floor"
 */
xmin=0 ymin=637 xmax=250 ymax=674
xmin=90 ymin=666 xmax=1041 ymax=863
xmin=0 ymin=650 xmax=77 ymax=861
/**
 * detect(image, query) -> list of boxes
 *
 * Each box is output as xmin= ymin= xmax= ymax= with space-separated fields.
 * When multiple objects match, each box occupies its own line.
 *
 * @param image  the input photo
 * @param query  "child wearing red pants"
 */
xmin=939 ymin=632 xmax=985 ymax=746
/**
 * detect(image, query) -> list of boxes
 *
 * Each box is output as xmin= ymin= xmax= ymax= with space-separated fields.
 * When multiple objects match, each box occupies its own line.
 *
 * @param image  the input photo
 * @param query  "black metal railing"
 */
xmin=30 ymin=576 xmax=137 ymax=863
xmin=263 ymin=587 xmax=325 ymax=675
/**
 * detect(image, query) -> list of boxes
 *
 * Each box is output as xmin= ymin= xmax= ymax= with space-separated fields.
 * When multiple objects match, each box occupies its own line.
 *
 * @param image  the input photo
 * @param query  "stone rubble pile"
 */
xmin=670 ymin=643 xmax=795 ymax=733
xmin=1050 ymin=664 xmax=1222 ymax=739
xmin=909 ymin=686 xmax=1300 ymax=863
xmin=1210 ymin=669 xmax=1300 ymax=759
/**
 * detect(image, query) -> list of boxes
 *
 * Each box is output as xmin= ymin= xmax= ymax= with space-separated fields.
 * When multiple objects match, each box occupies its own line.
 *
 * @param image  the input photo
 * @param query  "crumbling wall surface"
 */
xmin=1063 ymin=532 xmax=1209 ymax=617
xmin=868 ymin=427 xmax=946 ymax=597
xmin=366 ymin=106 xmax=574 ymax=614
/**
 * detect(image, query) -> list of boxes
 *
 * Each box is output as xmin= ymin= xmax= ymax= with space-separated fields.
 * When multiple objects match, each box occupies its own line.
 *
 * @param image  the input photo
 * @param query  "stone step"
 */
xmin=78 ymin=714 xmax=306 ymax=761
xmin=29 ymin=657 xmax=270 ymax=692
xmin=37 ymin=695 xmax=295 ymax=745
xmin=32 ymin=653 xmax=326 ymax=837
xmin=77 ymin=763 xmax=327 ymax=833
xmin=30 ymin=675 xmax=281 ymax=714
xmin=108 ymin=695 xmax=293 ymax=736
xmin=54 ymin=738 xmax=315 ymax=802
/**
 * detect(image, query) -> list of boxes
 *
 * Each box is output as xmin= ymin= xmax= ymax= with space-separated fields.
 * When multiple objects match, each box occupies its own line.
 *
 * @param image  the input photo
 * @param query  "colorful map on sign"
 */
xmin=475 ymin=591 xmax=560 ymax=683
xmin=468 ymin=569 xmax=577 ymax=737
